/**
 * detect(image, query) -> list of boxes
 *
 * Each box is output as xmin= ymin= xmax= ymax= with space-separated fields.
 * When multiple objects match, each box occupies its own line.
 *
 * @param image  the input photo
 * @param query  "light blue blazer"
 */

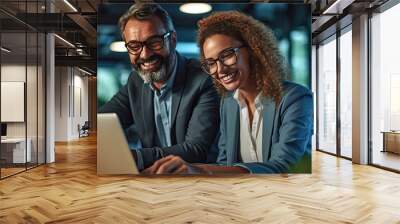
xmin=216 ymin=81 xmax=313 ymax=173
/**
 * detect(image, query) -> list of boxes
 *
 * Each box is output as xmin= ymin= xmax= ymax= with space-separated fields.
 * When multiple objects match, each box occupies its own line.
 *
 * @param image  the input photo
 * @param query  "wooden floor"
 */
xmin=372 ymin=150 xmax=400 ymax=171
xmin=1 ymin=135 xmax=400 ymax=223
xmin=0 ymin=167 xmax=26 ymax=178
xmin=1 ymin=163 xmax=45 ymax=178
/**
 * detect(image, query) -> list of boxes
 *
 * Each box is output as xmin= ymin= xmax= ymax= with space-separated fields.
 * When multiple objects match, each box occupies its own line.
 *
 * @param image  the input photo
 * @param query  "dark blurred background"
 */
xmin=97 ymin=3 xmax=311 ymax=107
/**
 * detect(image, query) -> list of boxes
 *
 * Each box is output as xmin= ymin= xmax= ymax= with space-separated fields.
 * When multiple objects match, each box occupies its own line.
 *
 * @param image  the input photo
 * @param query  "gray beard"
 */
xmin=138 ymin=63 xmax=168 ymax=84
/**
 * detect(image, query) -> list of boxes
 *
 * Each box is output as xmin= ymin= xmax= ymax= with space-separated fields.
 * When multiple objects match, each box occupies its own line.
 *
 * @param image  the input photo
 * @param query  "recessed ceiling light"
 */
xmin=76 ymin=48 xmax=85 ymax=55
xmin=179 ymin=3 xmax=212 ymax=14
xmin=110 ymin=41 xmax=127 ymax=53
xmin=54 ymin=34 xmax=75 ymax=48
xmin=78 ymin=67 xmax=93 ymax=76
xmin=1 ymin=47 xmax=11 ymax=53
xmin=63 ymin=0 xmax=78 ymax=12
xmin=322 ymin=0 xmax=353 ymax=15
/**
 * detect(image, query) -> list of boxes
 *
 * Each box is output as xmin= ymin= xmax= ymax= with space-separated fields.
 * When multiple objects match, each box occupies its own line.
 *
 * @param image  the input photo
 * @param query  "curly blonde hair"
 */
xmin=197 ymin=11 xmax=288 ymax=103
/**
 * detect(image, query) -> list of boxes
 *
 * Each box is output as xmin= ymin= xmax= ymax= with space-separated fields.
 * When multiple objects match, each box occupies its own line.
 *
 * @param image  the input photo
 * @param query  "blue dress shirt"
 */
xmin=133 ymin=57 xmax=178 ymax=170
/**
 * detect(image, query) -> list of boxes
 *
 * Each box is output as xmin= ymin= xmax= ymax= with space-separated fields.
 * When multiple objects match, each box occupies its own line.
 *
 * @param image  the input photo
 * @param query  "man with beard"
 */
xmin=99 ymin=3 xmax=220 ymax=171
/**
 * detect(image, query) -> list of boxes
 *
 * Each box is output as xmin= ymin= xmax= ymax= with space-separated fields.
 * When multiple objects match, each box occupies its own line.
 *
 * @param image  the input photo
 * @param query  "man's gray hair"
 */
xmin=118 ymin=3 xmax=175 ymax=40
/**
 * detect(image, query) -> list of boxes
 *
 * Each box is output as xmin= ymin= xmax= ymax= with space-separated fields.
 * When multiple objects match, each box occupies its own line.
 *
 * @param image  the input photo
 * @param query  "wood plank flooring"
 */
xmin=372 ymin=150 xmax=400 ymax=171
xmin=1 ymin=134 xmax=400 ymax=223
xmin=1 ymin=167 xmax=26 ymax=178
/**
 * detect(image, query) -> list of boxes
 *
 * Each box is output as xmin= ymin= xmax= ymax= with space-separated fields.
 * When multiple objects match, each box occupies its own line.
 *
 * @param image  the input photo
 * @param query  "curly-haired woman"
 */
xmin=143 ymin=11 xmax=313 ymax=174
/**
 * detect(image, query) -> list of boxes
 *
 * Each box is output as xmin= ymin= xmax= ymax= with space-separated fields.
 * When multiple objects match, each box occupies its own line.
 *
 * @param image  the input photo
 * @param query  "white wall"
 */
xmin=54 ymin=67 xmax=89 ymax=141
xmin=1 ymin=63 xmax=46 ymax=164
xmin=1 ymin=64 xmax=26 ymax=81
xmin=1 ymin=65 xmax=34 ymax=138
xmin=55 ymin=66 xmax=69 ymax=141
xmin=73 ymin=73 xmax=89 ymax=137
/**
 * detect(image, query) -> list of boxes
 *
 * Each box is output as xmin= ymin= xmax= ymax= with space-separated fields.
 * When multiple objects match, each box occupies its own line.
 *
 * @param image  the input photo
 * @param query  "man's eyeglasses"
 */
xmin=201 ymin=45 xmax=245 ymax=76
xmin=125 ymin=31 xmax=171 ymax=55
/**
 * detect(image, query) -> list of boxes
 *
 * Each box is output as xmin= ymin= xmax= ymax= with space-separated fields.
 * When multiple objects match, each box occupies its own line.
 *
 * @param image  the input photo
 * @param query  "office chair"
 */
xmin=79 ymin=121 xmax=90 ymax=138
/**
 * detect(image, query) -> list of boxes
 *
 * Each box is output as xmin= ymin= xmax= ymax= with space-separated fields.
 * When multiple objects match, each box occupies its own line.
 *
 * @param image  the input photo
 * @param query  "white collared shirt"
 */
xmin=233 ymin=90 xmax=264 ymax=163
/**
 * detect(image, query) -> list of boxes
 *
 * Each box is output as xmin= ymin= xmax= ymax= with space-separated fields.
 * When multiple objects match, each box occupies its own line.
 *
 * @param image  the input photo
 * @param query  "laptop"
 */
xmin=97 ymin=113 xmax=139 ymax=175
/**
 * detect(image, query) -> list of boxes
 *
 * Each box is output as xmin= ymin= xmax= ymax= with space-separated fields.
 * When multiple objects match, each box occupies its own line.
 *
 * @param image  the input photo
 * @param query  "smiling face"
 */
xmin=123 ymin=16 xmax=176 ymax=83
xmin=202 ymin=34 xmax=251 ymax=92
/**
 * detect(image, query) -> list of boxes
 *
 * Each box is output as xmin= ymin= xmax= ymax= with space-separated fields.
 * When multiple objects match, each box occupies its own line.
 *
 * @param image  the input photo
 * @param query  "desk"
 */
xmin=1 ymin=138 xmax=31 ymax=163
xmin=381 ymin=131 xmax=400 ymax=154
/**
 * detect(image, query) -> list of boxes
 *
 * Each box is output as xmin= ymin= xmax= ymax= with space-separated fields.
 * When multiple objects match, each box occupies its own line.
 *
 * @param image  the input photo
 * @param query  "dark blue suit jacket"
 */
xmin=99 ymin=53 xmax=220 ymax=169
xmin=216 ymin=81 xmax=313 ymax=173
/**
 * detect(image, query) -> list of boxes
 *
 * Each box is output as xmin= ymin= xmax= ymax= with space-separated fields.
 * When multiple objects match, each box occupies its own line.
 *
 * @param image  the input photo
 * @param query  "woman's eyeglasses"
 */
xmin=201 ymin=45 xmax=245 ymax=76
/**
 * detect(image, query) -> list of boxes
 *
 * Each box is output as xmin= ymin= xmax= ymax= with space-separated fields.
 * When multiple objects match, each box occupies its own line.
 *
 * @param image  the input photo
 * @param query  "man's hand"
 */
xmin=141 ymin=155 xmax=208 ymax=175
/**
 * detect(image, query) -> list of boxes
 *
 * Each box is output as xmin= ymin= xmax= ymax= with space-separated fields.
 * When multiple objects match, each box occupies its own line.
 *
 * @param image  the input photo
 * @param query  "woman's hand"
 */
xmin=142 ymin=155 xmax=209 ymax=175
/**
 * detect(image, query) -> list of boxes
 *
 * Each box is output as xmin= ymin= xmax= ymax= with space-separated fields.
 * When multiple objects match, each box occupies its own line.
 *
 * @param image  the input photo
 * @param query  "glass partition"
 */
xmin=370 ymin=3 xmax=400 ymax=171
xmin=0 ymin=0 xmax=46 ymax=179
xmin=339 ymin=27 xmax=352 ymax=158
xmin=0 ymin=22 xmax=28 ymax=178
xmin=317 ymin=35 xmax=337 ymax=155
xmin=38 ymin=31 xmax=45 ymax=165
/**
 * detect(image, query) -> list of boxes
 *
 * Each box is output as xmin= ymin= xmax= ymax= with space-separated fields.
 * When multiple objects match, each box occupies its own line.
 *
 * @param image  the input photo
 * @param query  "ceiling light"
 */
xmin=75 ymin=42 xmax=85 ymax=48
xmin=76 ymin=49 xmax=85 ymax=55
xmin=110 ymin=41 xmax=127 ymax=52
xmin=54 ymin=34 xmax=75 ymax=48
xmin=179 ymin=3 xmax=212 ymax=14
xmin=176 ymin=42 xmax=199 ymax=55
xmin=63 ymin=0 xmax=78 ymax=12
xmin=1 ymin=47 xmax=11 ymax=53
xmin=78 ymin=67 xmax=92 ymax=76
xmin=322 ymin=0 xmax=354 ymax=15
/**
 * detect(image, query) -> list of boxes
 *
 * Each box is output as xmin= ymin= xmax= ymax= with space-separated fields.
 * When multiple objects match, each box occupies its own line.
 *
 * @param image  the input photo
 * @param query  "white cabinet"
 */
xmin=1 ymin=138 xmax=32 ymax=163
